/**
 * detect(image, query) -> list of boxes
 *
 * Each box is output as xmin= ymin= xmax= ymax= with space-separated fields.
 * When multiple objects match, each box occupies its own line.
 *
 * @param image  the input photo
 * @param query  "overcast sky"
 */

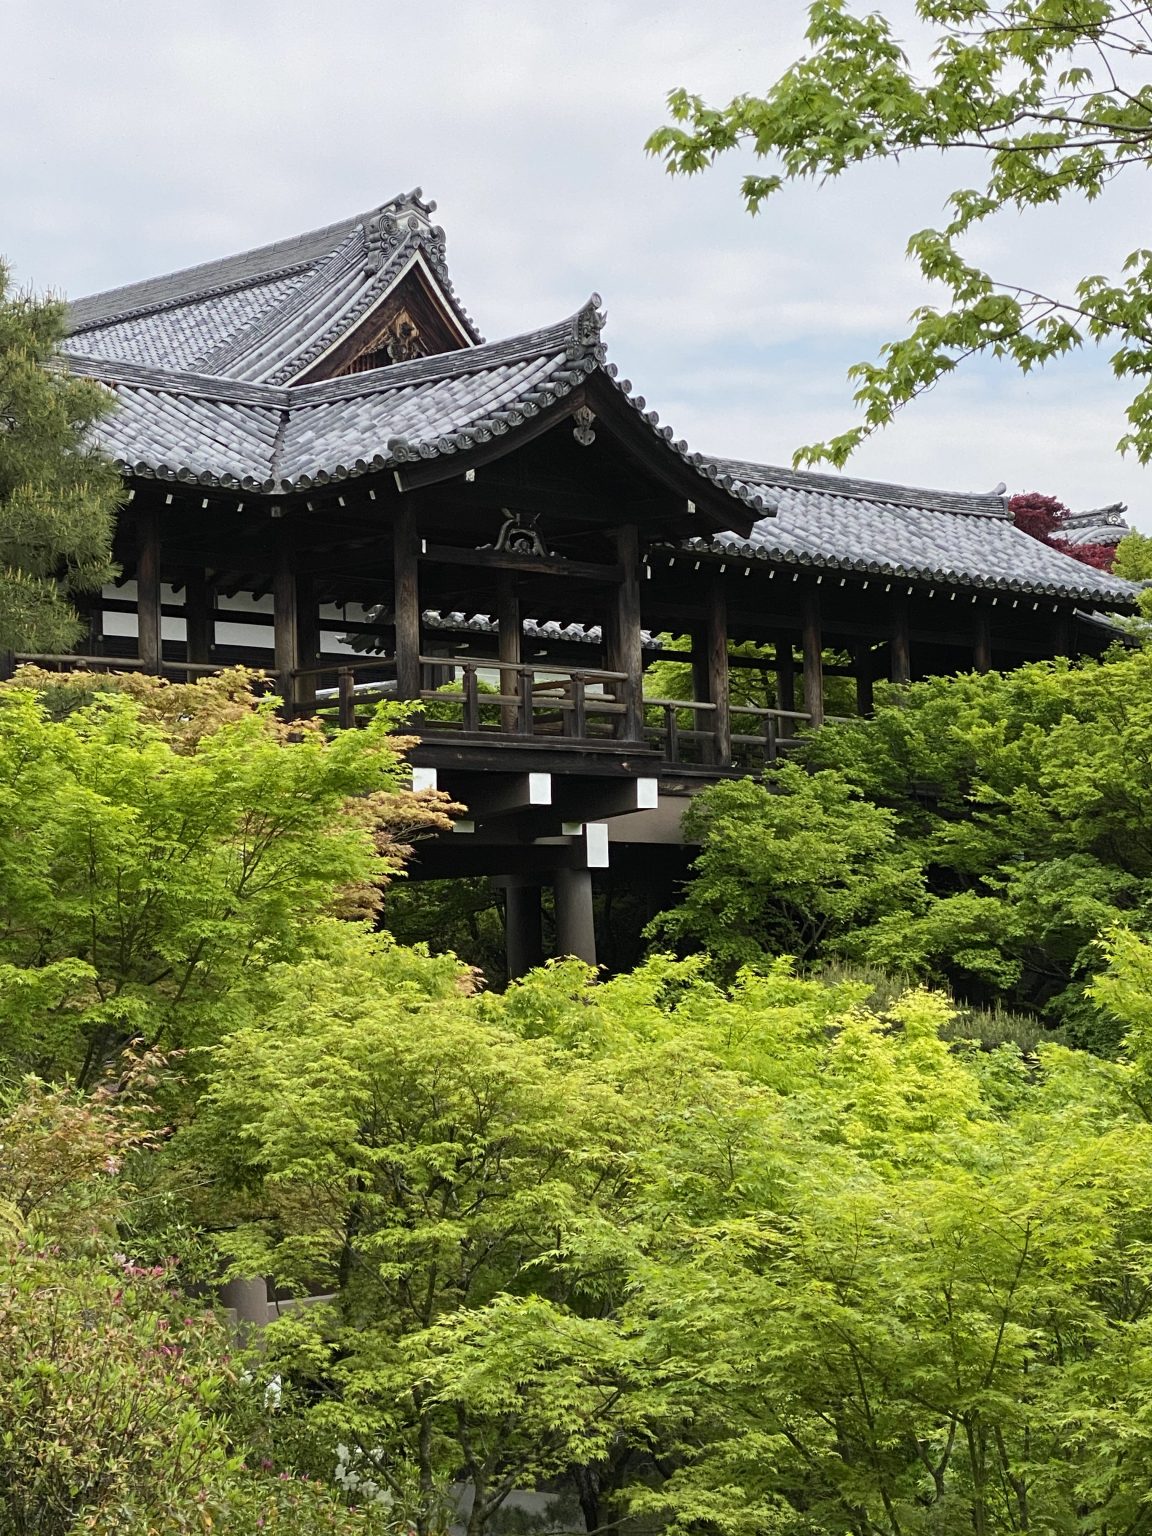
xmin=6 ymin=0 xmax=1151 ymax=525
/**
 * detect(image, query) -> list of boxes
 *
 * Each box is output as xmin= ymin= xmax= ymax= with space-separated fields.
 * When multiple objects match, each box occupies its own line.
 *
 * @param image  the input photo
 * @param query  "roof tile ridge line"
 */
xmin=649 ymin=536 xmax=1137 ymax=603
xmin=708 ymin=456 xmax=1010 ymax=517
xmin=260 ymin=234 xmax=428 ymax=385
xmin=64 ymin=351 xmax=292 ymax=408
xmin=63 ymin=206 xmax=385 ymax=323
xmin=269 ymin=405 xmax=293 ymax=487
xmin=288 ymin=300 xmax=603 ymax=405
xmin=721 ymin=457 xmax=1007 ymax=519
xmin=66 ymin=261 xmax=317 ymax=334
xmin=412 ymin=230 xmax=484 ymax=344
xmin=194 ymin=226 xmax=371 ymax=377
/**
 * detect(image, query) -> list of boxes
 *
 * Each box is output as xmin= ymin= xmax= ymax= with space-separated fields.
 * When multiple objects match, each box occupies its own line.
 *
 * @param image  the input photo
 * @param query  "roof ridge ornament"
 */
xmin=566 ymin=295 xmax=605 ymax=361
xmin=572 ymin=406 xmax=596 ymax=447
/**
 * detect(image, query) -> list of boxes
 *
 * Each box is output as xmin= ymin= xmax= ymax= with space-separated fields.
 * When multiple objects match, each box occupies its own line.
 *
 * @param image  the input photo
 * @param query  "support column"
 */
xmin=775 ymin=640 xmax=796 ymax=713
xmin=889 ymin=597 xmax=911 ymax=684
xmin=220 ymin=1276 xmax=269 ymax=1338
xmin=1053 ymin=611 xmax=1072 ymax=657
xmin=497 ymin=574 xmax=521 ymax=734
xmin=705 ymin=577 xmax=731 ymax=765
xmin=503 ymin=879 xmax=543 ymax=979
xmin=801 ymin=589 xmax=824 ymax=727
xmin=185 ymin=570 xmax=214 ymax=665
xmin=605 ymin=524 xmax=644 ymax=741
xmin=554 ymin=867 xmax=597 ymax=965
xmin=393 ymin=503 xmax=421 ymax=701
xmin=136 ymin=506 xmax=162 ymax=674
xmin=273 ymin=538 xmax=300 ymax=712
xmin=853 ymin=642 xmax=874 ymax=716
xmin=973 ymin=610 xmax=992 ymax=674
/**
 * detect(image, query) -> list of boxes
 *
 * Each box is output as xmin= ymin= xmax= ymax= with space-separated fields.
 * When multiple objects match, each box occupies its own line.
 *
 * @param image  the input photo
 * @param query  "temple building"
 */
xmin=56 ymin=189 xmax=1140 ymax=973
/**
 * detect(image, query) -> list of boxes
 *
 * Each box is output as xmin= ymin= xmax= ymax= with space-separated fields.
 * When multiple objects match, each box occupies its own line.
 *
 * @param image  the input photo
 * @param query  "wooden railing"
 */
xmin=7 ymin=650 xmax=844 ymax=767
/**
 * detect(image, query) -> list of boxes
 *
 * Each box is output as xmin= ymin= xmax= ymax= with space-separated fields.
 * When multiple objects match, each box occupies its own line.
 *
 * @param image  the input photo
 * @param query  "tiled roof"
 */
xmin=1061 ymin=503 xmax=1130 ymax=547
xmin=62 ymin=191 xmax=481 ymax=383
xmin=687 ymin=458 xmax=1139 ymax=605
xmin=65 ymin=300 xmax=769 ymax=516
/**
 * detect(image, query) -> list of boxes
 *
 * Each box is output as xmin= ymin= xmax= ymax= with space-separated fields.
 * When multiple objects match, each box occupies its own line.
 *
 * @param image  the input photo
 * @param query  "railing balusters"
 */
xmin=570 ymin=673 xmax=587 ymax=739
xmin=765 ymin=712 xmax=777 ymax=764
xmin=518 ymin=668 xmax=534 ymax=736
xmin=337 ymin=668 xmax=356 ymax=730
xmin=663 ymin=703 xmax=680 ymax=763
xmin=462 ymin=663 xmax=480 ymax=732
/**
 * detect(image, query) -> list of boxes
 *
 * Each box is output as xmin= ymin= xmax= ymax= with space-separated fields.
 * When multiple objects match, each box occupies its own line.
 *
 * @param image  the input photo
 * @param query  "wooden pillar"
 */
xmin=136 ymin=506 xmax=162 ymax=674
xmin=185 ymin=570 xmax=214 ymax=665
xmin=504 ymin=879 xmax=543 ymax=979
xmin=296 ymin=574 xmax=318 ymax=711
xmin=973 ymin=610 xmax=992 ymax=673
xmin=801 ymin=588 xmax=824 ymax=727
xmin=705 ymin=577 xmax=731 ymax=765
xmin=605 ymin=524 xmax=644 ymax=742
xmin=273 ymin=537 xmax=300 ymax=712
xmin=853 ymin=642 xmax=874 ymax=716
xmin=775 ymin=640 xmax=796 ymax=713
xmin=393 ymin=503 xmax=421 ymax=701
xmin=889 ymin=597 xmax=911 ymax=684
xmin=497 ymin=574 xmax=521 ymax=734
xmin=554 ymin=867 xmax=596 ymax=965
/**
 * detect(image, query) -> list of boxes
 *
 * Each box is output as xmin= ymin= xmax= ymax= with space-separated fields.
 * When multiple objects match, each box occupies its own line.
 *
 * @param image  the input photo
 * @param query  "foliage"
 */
xmin=647 ymin=0 xmax=1152 ymax=467
xmin=0 ymin=1072 xmax=394 ymax=1536
xmin=188 ymin=944 xmax=648 ymax=1536
xmin=0 ymin=669 xmax=454 ymax=1087
xmin=1114 ymin=525 xmax=1152 ymax=580
xmin=0 ymin=267 xmax=120 ymax=651
xmin=650 ymin=762 xmax=924 ymax=972
xmin=661 ymin=647 xmax=1152 ymax=1046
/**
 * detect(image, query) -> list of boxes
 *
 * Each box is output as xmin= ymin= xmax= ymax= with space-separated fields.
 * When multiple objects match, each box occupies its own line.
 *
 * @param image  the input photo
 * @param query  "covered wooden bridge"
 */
xmin=56 ymin=190 xmax=1139 ymax=972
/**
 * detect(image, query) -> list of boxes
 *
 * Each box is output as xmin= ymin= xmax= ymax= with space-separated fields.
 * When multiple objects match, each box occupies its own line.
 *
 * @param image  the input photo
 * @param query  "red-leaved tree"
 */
xmin=1008 ymin=492 xmax=1116 ymax=573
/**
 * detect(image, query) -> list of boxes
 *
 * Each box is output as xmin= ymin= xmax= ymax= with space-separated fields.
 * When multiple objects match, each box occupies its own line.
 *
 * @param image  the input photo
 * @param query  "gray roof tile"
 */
xmin=689 ymin=460 xmax=1137 ymax=605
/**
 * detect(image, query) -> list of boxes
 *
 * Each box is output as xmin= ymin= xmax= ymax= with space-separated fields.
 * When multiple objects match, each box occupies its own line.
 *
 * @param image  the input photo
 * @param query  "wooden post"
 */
xmin=974 ymin=610 xmax=992 ymax=673
xmin=801 ymin=588 xmax=824 ymax=727
xmin=295 ymin=573 xmax=318 ymax=712
xmin=890 ymin=597 xmax=912 ymax=684
xmin=136 ymin=506 xmax=162 ymax=674
xmin=775 ymin=640 xmax=796 ymax=713
xmin=338 ymin=669 xmax=356 ymax=730
xmin=504 ymin=879 xmax=544 ymax=979
xmin=273 ymin=537 xmax=300 ymax=713
xmin=853 ymin=642 xmax=874 ymax=716
xmin=185 ymin=570 xmax=214 ymax=665
xmin=393 ymin=503 xmax=421 ymax=701
xmin=705 ymin=577 xmax=732 ymax=766
xmin=554 ymin=867 xmax=597 ymax=964
xmin=497 ymin=574 xmax=520 ymax=734
xmin=1053 ymin=610 xmax=1072 ymax=657
xmin=604 ymin=524 xmax=644 ymax=742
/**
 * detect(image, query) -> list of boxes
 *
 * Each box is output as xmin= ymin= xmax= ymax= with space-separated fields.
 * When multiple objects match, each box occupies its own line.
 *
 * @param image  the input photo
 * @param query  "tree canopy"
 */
xmin=0 ymin=268 xmax=120 ymax=651
xmin=647 ymin=0 xmax=1152 ymax=467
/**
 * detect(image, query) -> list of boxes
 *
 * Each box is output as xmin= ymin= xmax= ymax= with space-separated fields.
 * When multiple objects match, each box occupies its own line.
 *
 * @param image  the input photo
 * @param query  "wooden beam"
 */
xmin=136 ymin=507 xmax=162 ymax=674
xmin=394 ymin=503 xmax=421 ymax=700
xmin=423 ymin=543 xmax=622 ymax=584
xmin=393 ymin=392 xmax=586 ymax=491
xmin=603 ymin=523 xmax=645 ymax=742
xmin=889 ymin=597 xmax=912 ymax=684
xmin=974 ymin=610 xmax=992 ymax=673
xmin=801 ymin=589 xmax=824 ymax=727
